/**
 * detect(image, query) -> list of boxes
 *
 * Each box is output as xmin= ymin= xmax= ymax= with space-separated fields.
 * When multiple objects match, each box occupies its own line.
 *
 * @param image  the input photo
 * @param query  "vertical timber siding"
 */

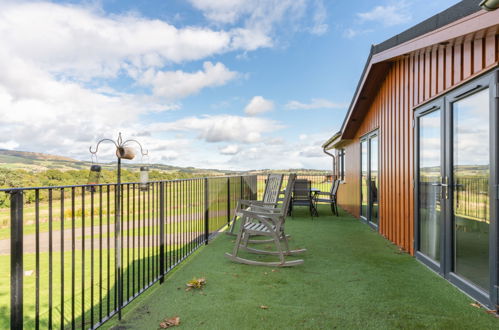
xmin=337 ymin=33 xmax=498 ymax=255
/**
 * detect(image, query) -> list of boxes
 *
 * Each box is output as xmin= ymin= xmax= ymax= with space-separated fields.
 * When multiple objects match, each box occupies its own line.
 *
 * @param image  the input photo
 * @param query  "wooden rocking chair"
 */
xmin=225 ymin=174 xmax=306 ymax=267
xmin=226 ymin=173 xmax=283 ymax=235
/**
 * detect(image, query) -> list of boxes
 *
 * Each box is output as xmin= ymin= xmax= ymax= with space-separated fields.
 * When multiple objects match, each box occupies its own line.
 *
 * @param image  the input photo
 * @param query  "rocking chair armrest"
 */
xmin=315 ymin=191 xmax=333 ymax=196
xmin=238 ymin=199 xmax=263 ymax=207
xmin=259 ymin=202 xmax=280 ymax=206
xmin=240 ymin=209 xmax=280 ymax=220
xmin=249 ymin=205 xmax=283 ymax=214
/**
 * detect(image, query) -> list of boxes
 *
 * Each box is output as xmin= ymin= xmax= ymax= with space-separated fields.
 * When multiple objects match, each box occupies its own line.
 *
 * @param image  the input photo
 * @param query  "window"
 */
xmin=338 ymin=149 xmax=345 ymax=181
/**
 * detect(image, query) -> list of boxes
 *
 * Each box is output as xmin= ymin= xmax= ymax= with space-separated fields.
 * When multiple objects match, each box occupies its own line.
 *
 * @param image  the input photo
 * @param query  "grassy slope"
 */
xmin=104 ymin=206 xmax=498 ymax=329
xmin=0 ymin=151 xmax=228 ymax=174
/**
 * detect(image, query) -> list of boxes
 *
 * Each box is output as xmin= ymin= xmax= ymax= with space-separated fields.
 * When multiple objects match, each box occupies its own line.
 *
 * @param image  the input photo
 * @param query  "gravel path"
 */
xmin=0 ymin=210 xmax=230 ymax=255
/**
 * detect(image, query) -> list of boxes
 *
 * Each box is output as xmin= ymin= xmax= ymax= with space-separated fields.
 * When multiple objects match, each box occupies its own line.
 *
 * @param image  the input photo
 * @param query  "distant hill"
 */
xmin=0 ymin=149 xmax=231 ymax=175
xmin=0 ymin=149 xmax=76 ymax=162
xmin=0 ymin=149 xmax=331 ymax=176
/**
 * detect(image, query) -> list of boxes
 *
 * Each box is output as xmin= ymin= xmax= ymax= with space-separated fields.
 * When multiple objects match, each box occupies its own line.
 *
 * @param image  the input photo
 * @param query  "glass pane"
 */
xmin=453 ymin=88 xmax=490 ymax=291
xmin=370 ymin=136 xmax=378 ymax=224
xmin=419 ymin=110 xmax=441 ymax=262
xmin=361 ymin=140 xmax=368 ymax=217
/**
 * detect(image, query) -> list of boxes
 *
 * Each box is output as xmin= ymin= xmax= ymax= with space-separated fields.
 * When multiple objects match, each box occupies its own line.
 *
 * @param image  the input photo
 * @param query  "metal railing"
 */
xmin=256 ymin=174 xmax=333 ymax=200
xmin=0 ymin=175 xmax=257 ymax=329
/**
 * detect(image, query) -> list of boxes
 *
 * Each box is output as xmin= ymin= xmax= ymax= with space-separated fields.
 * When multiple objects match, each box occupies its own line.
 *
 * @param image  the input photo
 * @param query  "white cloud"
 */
xmin=0 ymin=0 xmax=334 ymax=171
xmin=188 ymin=0 xmax=327 ymax=39
xmin=285 ymin=98 xmax=345 ymax=110
xmin=0 ymin=1 xmax=273 ymax=163
xmin=161 ymin=151 xmax=180 ymax=161
xmin=148 ymin=115 xmax=283 ymax=143
xmin=342 ymin=28 xmax=372 ymax=39
xmin=299 ymin=146 xmax=324 ymax=158
xmin=244 ymin=96 xmax=274 ymax=116
xmin=0 ymin=140 xmax=20 ymax=150
xmin=140 ymin=62 xmax=238 ymax=99
xmin=0 ymin=1 xmax=270 ymax=82
xmin=309 ymin=0 xmax=328 ymax=35
xmin=219 ymin=144 xmax=241 ymax=155
xmin=223 ymin=131 xmax=333 ymax=170
xmin=357 ymin=2 xmax=411 ymax=27
xmin=188 ymin=0 xmax=306 ymax=26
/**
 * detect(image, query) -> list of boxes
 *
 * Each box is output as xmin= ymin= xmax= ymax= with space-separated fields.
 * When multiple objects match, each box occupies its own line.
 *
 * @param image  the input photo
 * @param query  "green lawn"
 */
xmin=0 ymin=241 xmax=207 ymax=329
xmin=104 ymin=205 xmax=498 ymax=329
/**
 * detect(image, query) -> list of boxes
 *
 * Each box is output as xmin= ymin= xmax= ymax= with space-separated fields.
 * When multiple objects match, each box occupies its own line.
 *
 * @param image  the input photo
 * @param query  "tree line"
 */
xmin=0 ymin=168 xmax=211 ymax=208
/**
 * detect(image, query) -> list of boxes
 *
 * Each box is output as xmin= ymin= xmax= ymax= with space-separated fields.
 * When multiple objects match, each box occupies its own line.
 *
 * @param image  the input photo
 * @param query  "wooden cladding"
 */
xmin=337 ymin=33 xmax=498 ymax=255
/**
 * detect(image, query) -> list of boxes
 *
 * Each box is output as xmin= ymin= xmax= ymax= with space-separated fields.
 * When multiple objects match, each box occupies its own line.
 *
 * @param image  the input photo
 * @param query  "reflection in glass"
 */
xmin=361 ymin=140 xmax=368 ymax=218
xmin=419 ymin=110 xmax=441 ymax=262
xmin=453 ymin=89 xmax=489 ymax=291
xmin=370 ymin=136 xmax=378 ymax=225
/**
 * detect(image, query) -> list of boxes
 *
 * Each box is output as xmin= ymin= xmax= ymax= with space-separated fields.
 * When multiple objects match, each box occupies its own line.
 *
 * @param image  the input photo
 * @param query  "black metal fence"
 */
xmin=0 ymin=175 xmax=257 ymax=329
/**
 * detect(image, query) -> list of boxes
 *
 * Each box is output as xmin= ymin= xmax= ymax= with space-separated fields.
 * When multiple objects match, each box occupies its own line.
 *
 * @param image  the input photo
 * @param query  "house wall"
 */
xmin=337 ymin=33 xmax=498 ymax=255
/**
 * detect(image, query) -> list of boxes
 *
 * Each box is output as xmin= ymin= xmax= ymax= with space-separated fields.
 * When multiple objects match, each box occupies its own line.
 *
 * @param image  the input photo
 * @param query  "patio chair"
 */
xmin=314 ymin=179 xmax=340 ymax=216
xmin=225 ymin=174 xmax=306 ymax=267
xmin=227 ymin=174 xmax=284 ymax=235
xmin=290 ymin=179 xmax=318 ymax=217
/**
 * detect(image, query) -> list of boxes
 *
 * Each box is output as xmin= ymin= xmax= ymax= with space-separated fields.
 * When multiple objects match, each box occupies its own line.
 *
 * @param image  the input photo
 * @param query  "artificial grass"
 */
xmin=104 ymin=206 xmax=498 ymax=329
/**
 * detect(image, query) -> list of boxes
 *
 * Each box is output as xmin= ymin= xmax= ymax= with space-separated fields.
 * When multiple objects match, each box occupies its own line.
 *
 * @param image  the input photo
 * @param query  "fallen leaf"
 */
xmin=159 ymin=316 xmax=180 ymax=328
xmin=271 ymin=269 xmax=278 ymax=273
xmin=470 ymin=302 xmax=481 ymax=309
xmin=186 ymin=277 xmax=206 ymax=290
xmin=260 ymin=305 xmax=269 ymax=310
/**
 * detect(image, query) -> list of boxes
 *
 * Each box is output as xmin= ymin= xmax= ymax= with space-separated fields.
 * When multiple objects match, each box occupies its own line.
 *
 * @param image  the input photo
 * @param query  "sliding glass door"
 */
xmin=415 ymin=104 xmax=443 ymax=268
xmin=452 ymin=88 xmax=490 ymax=292
xmin=360 ymin=131 xmax=379 ymax=228
xmin=415 ymin=70 xmax=498 ymax=308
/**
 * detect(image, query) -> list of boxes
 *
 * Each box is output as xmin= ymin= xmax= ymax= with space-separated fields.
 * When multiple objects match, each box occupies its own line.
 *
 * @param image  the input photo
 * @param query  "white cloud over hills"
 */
xmin=0 ymin=0 xmax=334 ymax=170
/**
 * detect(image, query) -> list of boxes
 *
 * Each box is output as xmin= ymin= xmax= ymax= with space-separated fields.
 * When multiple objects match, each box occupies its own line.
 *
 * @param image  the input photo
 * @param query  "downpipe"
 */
xmin=323 ymin=147 xmax=336 ymax=181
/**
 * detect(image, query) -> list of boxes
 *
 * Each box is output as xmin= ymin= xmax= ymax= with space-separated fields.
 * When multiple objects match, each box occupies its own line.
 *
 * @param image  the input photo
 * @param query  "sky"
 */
xmin=0 ymin=0 xmax=461 ymax=171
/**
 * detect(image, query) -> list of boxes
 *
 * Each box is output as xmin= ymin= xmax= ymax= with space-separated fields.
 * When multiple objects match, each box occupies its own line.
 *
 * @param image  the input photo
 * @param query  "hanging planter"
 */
xmin=87 ymin=164 xmax=101 ymax=192
xmin=116 ymin=146 xmax=136 ymax=160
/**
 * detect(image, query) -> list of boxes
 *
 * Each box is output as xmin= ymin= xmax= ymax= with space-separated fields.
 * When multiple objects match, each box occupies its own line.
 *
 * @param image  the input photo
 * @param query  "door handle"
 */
xmin=441 ymin=176 xmax=449 ymax=199
xmin=431 ymin=177 xmax=449 ymax=199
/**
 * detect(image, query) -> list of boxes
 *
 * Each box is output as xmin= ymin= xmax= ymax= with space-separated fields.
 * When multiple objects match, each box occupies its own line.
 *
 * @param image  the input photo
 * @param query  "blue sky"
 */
xmin=0 ymin=0 xmax=460 ymax=170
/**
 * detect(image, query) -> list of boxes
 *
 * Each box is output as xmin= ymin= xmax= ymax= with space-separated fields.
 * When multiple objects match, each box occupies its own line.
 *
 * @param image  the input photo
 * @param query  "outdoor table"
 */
xmin=283 ymin=186 xmax=320 ymax=217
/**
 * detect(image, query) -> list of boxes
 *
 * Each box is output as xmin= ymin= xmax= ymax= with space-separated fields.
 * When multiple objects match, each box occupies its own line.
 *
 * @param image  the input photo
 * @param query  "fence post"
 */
xmin=227 ymin=177 xmax=231 ymax=226
xmin=252 ymin=175 xmax=258 ymax=200
xmin=204 ymin=178 xmax=209 ymax=245
xmin=10 ymin=190 xmax=23 ymax=330
xmin=159 ymin=182 xmax=165 ymax=283
xmin=240 ymin=176 xmax=243 ymax=200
